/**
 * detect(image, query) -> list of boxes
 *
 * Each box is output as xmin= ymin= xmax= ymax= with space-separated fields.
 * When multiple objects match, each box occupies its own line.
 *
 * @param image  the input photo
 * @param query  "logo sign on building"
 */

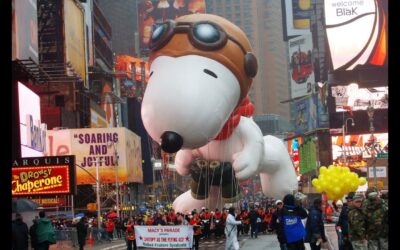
xmin=368 ymin=166 xmax=386 ymax=178
xmin=12 ymin=155 xmax=76 ymax=196
xmin=135 ymin=226 xmax=194 ymax=248
xmin=18 ymin=82 xmax=47 ymax=157
xmin=288 ymin=34 xmax=315 ymax=99
xmin=324 ymin=0 xmax=387 ymax=71
xmin=331 ymin=84 xmax=388 ymax=112
xmin=137 ymin=0 xmax=205 ymax=54
xmin=283 ymin=0 xmax=314 ymax=40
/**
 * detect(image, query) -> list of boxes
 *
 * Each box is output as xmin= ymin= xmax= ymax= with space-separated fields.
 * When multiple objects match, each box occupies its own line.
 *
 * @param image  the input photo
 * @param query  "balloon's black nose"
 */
xmin=160 ymin=131 xmax=183 ymax=153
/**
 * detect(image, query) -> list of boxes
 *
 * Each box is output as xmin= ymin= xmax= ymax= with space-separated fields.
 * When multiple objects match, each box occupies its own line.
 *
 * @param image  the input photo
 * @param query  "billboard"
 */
xmin=115 ymin=55 xmax=150 ymax=98
xmin=18 ymin=82 xmax=47 ymax=157
xmin=331 ymin=84 xmax=388 ymax=112
xmin=137 ymin=0 xmax=205 ymax=54
xmin=293 ymin=96 xmax=315 ymax=135
xmin=46 ymin=128 xmax=143 ymax=184
xmin=288 ymin=34 xmax=315 ymax=99
xmin=64 ymin=0 xmax=87 ymax=87
xmin=12 ymin=156 xmax=76 ymax=196
xmin=324 ymin=0 xmax=387 ymax=71
xmin=101 ymin=83 xmax=116 ymax=127
xmin=282 ymin=0 xmax=314 ymax=39
xmin=331 ymin=132 xmax=388 ymax=168
xmin=12 ymin=0 xmax=39 ymax=63
xmin=90 ymin=107 xmax=108 ymax=128
xmin=293 ymin=89 xmax=329 ymax=135
xmin=299 ymin=138 xmax=317 ymax=174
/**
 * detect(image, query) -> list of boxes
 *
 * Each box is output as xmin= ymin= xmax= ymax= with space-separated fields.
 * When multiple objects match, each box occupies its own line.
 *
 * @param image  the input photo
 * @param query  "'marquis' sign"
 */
xmin=12 ymin=155 xmax=76 ymax=196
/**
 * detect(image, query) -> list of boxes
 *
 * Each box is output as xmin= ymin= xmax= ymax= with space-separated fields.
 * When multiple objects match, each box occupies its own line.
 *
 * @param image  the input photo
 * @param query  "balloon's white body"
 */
xmin=142 ymin=55 xmax=298 ymax=213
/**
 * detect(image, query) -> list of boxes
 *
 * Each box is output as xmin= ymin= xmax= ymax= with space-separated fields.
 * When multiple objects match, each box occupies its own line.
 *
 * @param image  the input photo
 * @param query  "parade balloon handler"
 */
xmin=141 ymin=13 xmax=298 ymax=214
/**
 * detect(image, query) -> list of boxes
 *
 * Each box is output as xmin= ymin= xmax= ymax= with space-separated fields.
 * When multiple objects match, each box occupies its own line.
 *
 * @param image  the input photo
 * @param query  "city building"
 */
xmin=96 ymin=0 xmax=139 ymax=57
xmin=205 ymin=0 xmax=291 ymax=121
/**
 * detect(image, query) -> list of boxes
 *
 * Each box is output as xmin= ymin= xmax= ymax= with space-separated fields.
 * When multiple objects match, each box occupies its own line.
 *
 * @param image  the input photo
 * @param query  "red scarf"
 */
xmin=214 ymin=96 xmax=255 ymax=140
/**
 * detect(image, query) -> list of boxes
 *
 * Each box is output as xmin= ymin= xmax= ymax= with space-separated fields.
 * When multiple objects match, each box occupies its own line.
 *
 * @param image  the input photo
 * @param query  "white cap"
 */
xmin=201 ymin=207 xmax=206 ymax=210
xmin=336 ymin=200 xmax=343 ymax=206
xmin=275 ymin=200 xmax=283 ymax=205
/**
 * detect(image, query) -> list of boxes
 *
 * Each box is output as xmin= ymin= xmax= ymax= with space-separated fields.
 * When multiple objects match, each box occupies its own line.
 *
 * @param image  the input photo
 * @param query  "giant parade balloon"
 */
xmin=141 ymin=13 xmax=298 ymax=213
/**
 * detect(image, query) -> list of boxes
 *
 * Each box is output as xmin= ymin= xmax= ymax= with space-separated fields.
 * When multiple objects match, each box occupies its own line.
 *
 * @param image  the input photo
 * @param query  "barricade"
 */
xmin=53 ymin=228 xmax=78 ymax=249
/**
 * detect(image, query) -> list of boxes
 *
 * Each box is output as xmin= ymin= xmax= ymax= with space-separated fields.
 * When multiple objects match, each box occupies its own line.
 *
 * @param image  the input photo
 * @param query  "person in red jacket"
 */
xmin=213 ymin=209 xmax=224 ymax=238
xmin=106 ymin=219 xmax=115 ymax=241
xmin=190 ymin=213 xmax=203 ymax=250
xmin=264 ymin=207 xmax=274 ymax=233
xmin=126 ymin=216 xmax=137 ymax=250
xmin=167 ymin=209 xmax=177 ymax=225
xmin=200 ymin=208 xmax=212 ymax=239
xmin=241 ymin=209 xmax=250 ymax=235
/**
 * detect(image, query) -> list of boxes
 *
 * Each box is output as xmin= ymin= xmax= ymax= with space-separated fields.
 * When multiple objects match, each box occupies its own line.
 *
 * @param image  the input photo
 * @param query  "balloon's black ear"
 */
xmin=244 ymin=52 xmax=258 ymax=78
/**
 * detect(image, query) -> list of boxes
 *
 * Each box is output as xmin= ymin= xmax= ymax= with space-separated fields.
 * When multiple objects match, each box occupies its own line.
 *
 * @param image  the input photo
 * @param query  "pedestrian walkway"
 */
xmin=49 ymin=238 xmax=126 ymax=250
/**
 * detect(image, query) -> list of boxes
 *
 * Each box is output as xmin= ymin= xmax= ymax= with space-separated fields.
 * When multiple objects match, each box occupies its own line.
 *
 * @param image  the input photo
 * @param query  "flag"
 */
xmin=342 ymin=105 xmax=353 ymax=116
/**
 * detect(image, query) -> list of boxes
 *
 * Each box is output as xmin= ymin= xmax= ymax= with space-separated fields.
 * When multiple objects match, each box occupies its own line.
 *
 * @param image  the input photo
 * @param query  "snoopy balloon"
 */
xmin=141 ymin=14 xmax=298 ymax=213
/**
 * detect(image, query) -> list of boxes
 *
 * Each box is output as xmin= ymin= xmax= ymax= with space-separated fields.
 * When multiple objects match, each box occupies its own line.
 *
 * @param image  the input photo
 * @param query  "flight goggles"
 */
xmin=149 ymin=20 xmax=257 ymax=78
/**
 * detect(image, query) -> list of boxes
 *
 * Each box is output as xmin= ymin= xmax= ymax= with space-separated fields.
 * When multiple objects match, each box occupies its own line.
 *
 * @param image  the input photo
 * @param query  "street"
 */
xmin=44 ymin=223 xmax=339 ymax=250
xmin=59 ymin=233 xmax=317 ymax=250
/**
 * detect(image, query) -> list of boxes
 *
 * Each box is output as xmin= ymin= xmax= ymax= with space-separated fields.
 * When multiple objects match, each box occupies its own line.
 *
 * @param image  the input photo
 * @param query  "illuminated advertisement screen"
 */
xmin=331 ymin=132 xmax=388 ymax=168
xmin=18 ymin=82 xmax=47 ymax=157
xmin=137 ymin=0 xmax=205 ymax=54
xmin=12 ymin=156 xmax=76 ymax=196
xmin=324 ymin=0 xmax=387 ymax=71
xmin=331 ymin=84 xmax=388 ymax=112
xmin=64 ymin=0 xmax=87 ymax=87
xmin=299 ymin=138 xmax=317 ymax=174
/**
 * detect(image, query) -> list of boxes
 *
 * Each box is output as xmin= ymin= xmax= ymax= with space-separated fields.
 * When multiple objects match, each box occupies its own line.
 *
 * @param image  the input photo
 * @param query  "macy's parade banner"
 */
xmin=134 ymin=226 xmax=193 ymax=248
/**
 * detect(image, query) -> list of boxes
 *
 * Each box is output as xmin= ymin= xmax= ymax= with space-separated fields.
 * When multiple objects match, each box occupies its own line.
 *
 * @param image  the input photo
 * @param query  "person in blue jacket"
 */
xmin=305 ymin=198 xmax=327 ymax=250
xmin=279 ymin=194 xmax=308 ymax=250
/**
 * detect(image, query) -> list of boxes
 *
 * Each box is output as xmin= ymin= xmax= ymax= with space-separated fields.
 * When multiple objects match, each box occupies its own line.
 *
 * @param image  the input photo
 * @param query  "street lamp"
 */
xmin=342 ymin=118 xmax=355 ymax=165
xmin=74 ymin=162 xmax=101 ymax=229
xmin=367 ymin=101 xmax=377 ymax=188
xmin=95 ymin=158 xmax=102 ymax=230
xmin=108 ymin=142 xmax=120 ymax=218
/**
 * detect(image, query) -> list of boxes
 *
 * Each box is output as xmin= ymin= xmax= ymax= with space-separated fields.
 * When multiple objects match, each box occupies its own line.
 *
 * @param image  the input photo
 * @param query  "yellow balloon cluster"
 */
xmin=312 ymin=165 xmax=367 ymax=201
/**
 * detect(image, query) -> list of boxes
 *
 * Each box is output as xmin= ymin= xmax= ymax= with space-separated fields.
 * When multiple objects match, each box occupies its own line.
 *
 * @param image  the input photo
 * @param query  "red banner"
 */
xmin=12 ymin=165 xmax=71 ymax=196
xmin=31 ymin=197 xmax=66 ymax=207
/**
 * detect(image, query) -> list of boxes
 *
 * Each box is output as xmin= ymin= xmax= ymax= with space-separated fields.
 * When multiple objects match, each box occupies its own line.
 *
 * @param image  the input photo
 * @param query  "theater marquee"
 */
xmin=12 ymin=155 xmax=76 ymax=196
